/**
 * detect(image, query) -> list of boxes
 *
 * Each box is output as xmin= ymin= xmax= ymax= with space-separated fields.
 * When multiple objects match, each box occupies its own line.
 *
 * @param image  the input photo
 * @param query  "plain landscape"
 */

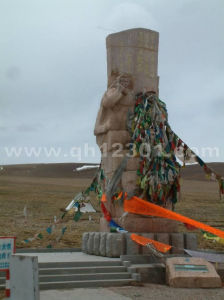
xmin=0 ymin=162 xmax=224 ymax=251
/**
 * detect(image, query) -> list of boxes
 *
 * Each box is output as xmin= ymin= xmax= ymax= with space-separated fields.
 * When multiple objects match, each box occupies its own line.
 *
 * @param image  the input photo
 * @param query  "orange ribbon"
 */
xmin=124 ymin=196 xmax=224 ymax=239
xmin=131 ymin=233 xmax=171 ymax=253
xmin=101 ymin=194 xmax=107 ymax=203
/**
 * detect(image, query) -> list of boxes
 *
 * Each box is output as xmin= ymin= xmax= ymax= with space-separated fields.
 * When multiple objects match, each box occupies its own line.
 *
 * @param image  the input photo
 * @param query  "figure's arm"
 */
xmin=102 ymin=84 xmax=127 ymax=108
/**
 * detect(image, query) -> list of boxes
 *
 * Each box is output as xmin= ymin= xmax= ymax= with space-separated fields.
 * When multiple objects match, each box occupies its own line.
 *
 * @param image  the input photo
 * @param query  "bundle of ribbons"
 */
xmin=130 ymin=92 xmax=181 ymax=206
xmin=99 ymin=92 xmax=224 ymax=254
xmin=129 ymin=92 xmax=224 ymax=205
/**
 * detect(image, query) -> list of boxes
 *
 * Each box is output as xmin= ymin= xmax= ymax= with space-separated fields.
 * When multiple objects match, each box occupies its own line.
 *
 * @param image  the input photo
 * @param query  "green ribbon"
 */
xmin=37 ymin=233 xmax=43 ymax=239
xmin=74 ymin=210 xmax=82 ymax=222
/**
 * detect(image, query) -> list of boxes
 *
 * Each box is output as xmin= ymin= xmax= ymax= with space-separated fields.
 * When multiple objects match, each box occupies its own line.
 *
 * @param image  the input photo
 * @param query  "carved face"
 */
xmin=108 ymin=72 xmax=133 ymax=90
xmin=119 ymin=75 xmax=132 ymax=89
xmin=119 ymin=75 xmax=131 ymax=88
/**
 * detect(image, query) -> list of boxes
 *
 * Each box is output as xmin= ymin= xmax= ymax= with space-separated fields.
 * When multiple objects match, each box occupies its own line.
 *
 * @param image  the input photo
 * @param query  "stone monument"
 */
xmin=94 ymin=28 xmax=177 ymax=234
xmin=83 ymin=28 xmax=198 ymax=258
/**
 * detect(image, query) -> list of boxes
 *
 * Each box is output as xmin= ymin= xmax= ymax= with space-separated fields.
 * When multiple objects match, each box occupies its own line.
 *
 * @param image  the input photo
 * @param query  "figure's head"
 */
xmin=108 ymin=70 xmax=133 ymax=90
xmin=119 ymin=73 xmax=133 ymax=89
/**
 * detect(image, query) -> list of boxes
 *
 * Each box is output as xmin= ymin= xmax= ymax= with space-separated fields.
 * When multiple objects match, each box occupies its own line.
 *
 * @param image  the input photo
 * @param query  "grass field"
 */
xmin=0 ymin=163 xmax=224 ymax=251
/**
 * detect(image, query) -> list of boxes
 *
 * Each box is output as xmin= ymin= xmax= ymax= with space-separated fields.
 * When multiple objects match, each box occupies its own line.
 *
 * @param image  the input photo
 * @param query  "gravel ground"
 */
xmin=1 ymin=284 xmax=224 ymax=300
xmin=109 ymin=283 xmax=224 ymax=300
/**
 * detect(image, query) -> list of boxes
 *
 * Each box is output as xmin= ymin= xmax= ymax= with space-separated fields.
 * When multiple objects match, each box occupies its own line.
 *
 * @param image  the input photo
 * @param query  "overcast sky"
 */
xmin=0 ymin=0 xmax=224 ymax=165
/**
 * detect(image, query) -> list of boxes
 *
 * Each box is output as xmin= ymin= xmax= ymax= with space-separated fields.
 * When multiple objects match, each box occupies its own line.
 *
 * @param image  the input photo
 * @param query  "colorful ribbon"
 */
xmin=124 ymin=196 xmax=224 ymax=239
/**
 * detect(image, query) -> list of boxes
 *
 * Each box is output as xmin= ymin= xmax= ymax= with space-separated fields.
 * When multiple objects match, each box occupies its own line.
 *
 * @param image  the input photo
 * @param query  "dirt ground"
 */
xmin=1 ymin=284 xmax=224 ymax=300
xmin=0 ymin=165 xmax=224 ymax=299
xmin=0 ymin=169 xmax=224 ymax=251
xmin=109 ymin=283 xmax=224 ymax=300
xmin=0 ymin=175 xmax=101 ymax=249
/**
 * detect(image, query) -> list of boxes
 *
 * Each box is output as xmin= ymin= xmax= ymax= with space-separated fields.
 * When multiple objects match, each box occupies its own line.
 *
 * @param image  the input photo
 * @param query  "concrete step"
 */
xmin=39 ymin=260 xmax=122 ymax=269
xmin=39 ymin=265 xmax=126 ymax=275
xmin=0 ymin=257 xmax=135 ymax=290
xmin=16 ymin=248 xmax=81 ymax=253
xmin=0 ymin=271 xmax=132 ymax=290
xmin=121 ymin=255 xmax=159 ymax=264
xmin=39 ymin=272 xmax=131 ymax=282
xmin=40 ymin=278 xmax=134 ymax=289
xmin=129 ymin=263 xmax=165 ymax=284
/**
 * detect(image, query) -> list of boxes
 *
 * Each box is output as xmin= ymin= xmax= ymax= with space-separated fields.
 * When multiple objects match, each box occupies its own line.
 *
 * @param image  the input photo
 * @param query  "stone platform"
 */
xmin=82 ymin=232 xmax=197 ymax=258
xmin=100 ymin=216 xmax=179 ymax=233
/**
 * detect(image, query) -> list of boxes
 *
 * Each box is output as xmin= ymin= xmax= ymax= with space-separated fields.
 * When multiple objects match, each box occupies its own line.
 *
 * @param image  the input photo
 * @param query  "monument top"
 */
xmin=106 ymin=28 xmax=159 ymax=51
xmin=106 ymin=28 xmax=159 ymax=94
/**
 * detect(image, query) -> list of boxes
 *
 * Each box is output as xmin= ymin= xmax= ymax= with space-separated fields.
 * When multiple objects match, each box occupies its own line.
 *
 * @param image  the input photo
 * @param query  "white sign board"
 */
xmin=0 ymin=237 xmax=16 ymax=271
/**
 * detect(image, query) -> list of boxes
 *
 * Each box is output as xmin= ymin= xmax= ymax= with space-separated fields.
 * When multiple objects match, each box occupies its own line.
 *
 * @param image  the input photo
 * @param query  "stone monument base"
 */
xmin=100 ymin=216 xmax=179 ymax=233
xmin=82 ymin=232 xmax=197 ymax=258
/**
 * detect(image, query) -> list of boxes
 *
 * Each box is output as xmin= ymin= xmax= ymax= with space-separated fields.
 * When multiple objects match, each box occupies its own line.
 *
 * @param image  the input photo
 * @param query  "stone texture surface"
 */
xmin=135 ymin=263 xmax=165 ymax=284
xmin=105 ymin=233 xmax=115 ymax=257
xmin=99 ymin=232 xmax=107 ymax=257
xmin=106 ymin=233 xmax=126 ymax=258
xmin=100 ymin=215 xmax=178 ymax=233
xmin=96 ymin=130 xmax=131 ymax=153
xmin=121 ymin=171 xmax=138 ymax=195
xmin=87 ymin=232 xmax=95 ymax=255
xmin=106 ymin=28 xmax=159 ymax=94
xmin=102 ymin=151 xmax=140 ymax=173
xmin=166 ymin=257 xmax=222 ymax=288
xmin=126 ymin=233 xmax=141 ymax=255
xmin=82 ymin=232 xmax=197 ymax=258
xmin=156 ymin=233 xmax=171 ymax=254
xmin=82 ymin=232 xmax=89 ymax=253
xmin=99 ymin=217 xmax=110 ymax=232
xmin=185 ymin=233 xmax=198 ymax=250
xmin=93 ymin=232 xmax=101 ymax=256
xmin=170 ymin=233 xmax=185 ymax=254
xmin=112 ymin=205 xmax=125 ymax=218
xmin=119 ymin=216 xmax=178 ymax=233
xmin=217 ymin=264 xmax=224 ymax=283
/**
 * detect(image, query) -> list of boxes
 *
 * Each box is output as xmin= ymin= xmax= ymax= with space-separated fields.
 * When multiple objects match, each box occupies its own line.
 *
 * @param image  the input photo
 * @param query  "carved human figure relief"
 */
xmin=94 ymin=73 xmax=134 ymax=139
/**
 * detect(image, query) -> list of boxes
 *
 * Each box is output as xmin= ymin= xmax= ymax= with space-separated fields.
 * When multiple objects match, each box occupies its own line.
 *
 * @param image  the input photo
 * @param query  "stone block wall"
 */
xmin=82 ymin=232 xmax=197 ymax=258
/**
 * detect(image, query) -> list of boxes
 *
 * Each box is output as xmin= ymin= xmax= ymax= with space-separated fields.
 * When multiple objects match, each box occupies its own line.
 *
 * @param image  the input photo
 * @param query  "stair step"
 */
xmin=39 ymin=272 xmax=131 ymax=282
xmin=39 ymin=260 xmax=121 ymax=269
xmin=39 ymin=265 xmax=126 ymax=275
xmin=40 ymin=278 xmax=133 ymax=289
xmin=0 ymin=272 xmax=132 ymax=290
xmin=0 ymin=259 xmax=135 ymax=290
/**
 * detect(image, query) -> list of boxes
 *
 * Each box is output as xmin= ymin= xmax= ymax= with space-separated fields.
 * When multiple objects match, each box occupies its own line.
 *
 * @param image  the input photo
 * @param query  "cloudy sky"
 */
xmin=0 ymin=0 xmax=224 ymax=165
